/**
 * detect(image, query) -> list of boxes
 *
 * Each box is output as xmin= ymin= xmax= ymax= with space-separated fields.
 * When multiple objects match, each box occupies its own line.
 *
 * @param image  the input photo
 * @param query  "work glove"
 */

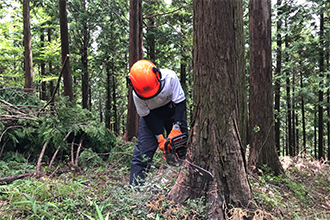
xmin=168 ymin=123 xmax=182 ymax=140
xmin=156 ymin=134 xmax=166 ymax=153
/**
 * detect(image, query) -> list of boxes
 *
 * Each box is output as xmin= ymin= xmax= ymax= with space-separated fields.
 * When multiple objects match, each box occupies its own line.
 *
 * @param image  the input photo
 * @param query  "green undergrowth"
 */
xmin=251 ymin=156 xmax=330 ymax=219
xmin=0 ymin=142 xmax=208 ymax=220
xmin=1 ymin=150 xmax=330 ymax=219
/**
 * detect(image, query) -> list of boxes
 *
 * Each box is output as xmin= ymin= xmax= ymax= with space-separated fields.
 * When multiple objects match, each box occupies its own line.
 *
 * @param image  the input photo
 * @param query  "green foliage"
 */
xmin=79 ymin=149 xmax=105 ymax=168
xmin=0 ymin=88 xmax=117 ymax=165
xmin=0 ymin=157 xmax=209 ymax=220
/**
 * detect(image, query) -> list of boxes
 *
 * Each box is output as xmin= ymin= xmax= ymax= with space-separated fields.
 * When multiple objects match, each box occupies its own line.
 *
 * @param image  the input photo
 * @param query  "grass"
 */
xmin=0 ymin=148 xmax=330 ymax=219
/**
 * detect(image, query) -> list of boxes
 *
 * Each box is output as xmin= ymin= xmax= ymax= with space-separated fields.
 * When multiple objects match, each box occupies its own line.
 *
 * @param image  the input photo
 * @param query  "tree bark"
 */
xmin=275 ymin=0 xmax=282 ymax=155
xmin=125 ymin=0 xmax=143 ymax=141
xmin=248 ymin=0 xmax=283 ymax=174
xmin=81 ymin=0 xmax=89 ymax=109
xmin=23 ymin=0 xmax=33 ymax=93
xmin=40 ymin=30 xmax=46 ymax=100
xmin=59 ymin=0 xmax=74 ymax=101
xmin=318 ymin=11 xmax=324 ymax=159
xmin=112 ymin=61 xmax=118 ymax=134
xmin=167 ymin=1 xmax=252 ymax=219
xmin=105 ymin=60 xmax=111 ymax=130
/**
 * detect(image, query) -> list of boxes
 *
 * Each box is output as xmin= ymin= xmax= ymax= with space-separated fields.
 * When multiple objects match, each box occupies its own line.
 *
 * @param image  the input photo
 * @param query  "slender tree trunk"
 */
xmin=314 ymin=109 xmax=317 ymax=158
xmin=23 ymin=0 xmax=33 ymax=93
xmin=40 ymin=30 xmax=46 ymax=100
xmin=112 ymin=61 xmax=118 ymax=135
xmin=81 ymin=0 xmax=89 ymax=109
xmin=59 ymin=0 xmax=74 ymax=101
xmin=301 ymin=71 xmax=306 ymax=151
xmin=327 ymin=34 xmax=330 ymax=160
xmin=99 ymin=91 xmax=103 ymax=123
xmin=292 ymin=70 xmax=296 ymax=156
xmin=285 ymin=18 xmax=293 ymax=156
xmin=48 ymin=28 xmax=55 ymax=108
xmin=318 ymin=12 xmax=324 ymax=159
xmin=167 ymin=1 xmax=252 ymax=218
xmin=105 ymin=61 xmax=111 ymax=130
xmin=146 ymin=18 xmax=155 ymax=61
xmin=274 ymin=0 xmax=282 ymax=155
xmin=125 ymin=0 xmax=143 ymax=141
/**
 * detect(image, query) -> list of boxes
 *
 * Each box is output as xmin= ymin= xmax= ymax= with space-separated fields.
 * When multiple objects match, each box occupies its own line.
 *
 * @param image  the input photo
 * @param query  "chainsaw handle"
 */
xmin=164 ymin=138 xmax=171 ymax=154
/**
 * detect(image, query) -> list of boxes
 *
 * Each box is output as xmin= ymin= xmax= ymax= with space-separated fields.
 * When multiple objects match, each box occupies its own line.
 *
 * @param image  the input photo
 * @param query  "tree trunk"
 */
xmin=40 ymin=30 xmax=46 ymax=100
xmin=301 ymin=71 xmax=306 ymax=151
xmin=293 ymin=70 xmax=296 ymax=156
xmin=105 ymin=60 xmax=111 ymax=130
xmin=23 ymin=0 xmax=33 ymax=93
xmin=285 ymin=17 xmax=293 ymax=156
xmin=125 ymin=0 xmax=143 ymax=141
xmin=318 ymin=11 xmax=324 ymax=159
xmin=275 ymin=0 xmax=282 ymax=155
xmin=48 ymin=28 xmax=55 ymax=108
xmin=81 ymin=0 xmax=89 ymax=109
xmin=146 ymin=17 xmax=156 ymax=61
xmin=112 ymin=61 xmax=118 ymax=135
xmin=167 ymin=1 xmax=252 ymax=219
xmin=59 ymin=0 xmax=74 ymax=101
xmin=248 ymin=0 xmax=283 ymax=174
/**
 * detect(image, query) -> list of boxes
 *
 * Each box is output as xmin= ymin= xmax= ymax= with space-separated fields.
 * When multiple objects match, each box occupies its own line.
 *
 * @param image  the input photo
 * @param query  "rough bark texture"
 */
xmin=248 ymin=0 xmax=283 ymax=174
xmin=125 ymin=0 xmax=143 ymax=141
xmin=59 ymin=0 xmax=74 ymax=101
xmin=167 ymin=1 xmax=252 ymax=219
xmin=23 ymin=0 xmax=33 ymax=92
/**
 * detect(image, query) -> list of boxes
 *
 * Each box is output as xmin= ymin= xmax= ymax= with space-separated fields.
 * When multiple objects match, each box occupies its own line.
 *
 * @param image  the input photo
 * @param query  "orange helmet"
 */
xmin=128 ymin=60 xmax=163 ymax=99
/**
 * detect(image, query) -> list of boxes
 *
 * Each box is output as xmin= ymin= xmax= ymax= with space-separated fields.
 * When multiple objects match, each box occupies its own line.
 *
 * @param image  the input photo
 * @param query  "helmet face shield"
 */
xmin=128 ymin=60 xmax=162 ymax=99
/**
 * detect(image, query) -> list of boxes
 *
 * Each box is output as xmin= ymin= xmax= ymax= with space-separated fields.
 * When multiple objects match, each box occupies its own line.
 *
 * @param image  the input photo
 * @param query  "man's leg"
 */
xmin=129 ymin=117 xmax=158 ymax=185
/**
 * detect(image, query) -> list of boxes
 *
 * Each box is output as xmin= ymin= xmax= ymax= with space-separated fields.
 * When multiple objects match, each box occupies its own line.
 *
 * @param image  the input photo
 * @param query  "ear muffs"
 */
xmin=127 ymin=67 xmax=164 ymax=100
xmin=152 ymin=67 xmax=162 ymax=82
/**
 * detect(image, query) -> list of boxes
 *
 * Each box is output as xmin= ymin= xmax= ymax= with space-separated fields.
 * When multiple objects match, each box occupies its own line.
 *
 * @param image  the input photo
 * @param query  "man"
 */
xmin=127 ymin=59 xmax=188 ymax=185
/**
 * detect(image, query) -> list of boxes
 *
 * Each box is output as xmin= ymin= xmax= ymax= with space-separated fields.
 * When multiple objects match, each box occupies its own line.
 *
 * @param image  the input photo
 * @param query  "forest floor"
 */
xmin=0 ymin=147 xmax=330 ymax=220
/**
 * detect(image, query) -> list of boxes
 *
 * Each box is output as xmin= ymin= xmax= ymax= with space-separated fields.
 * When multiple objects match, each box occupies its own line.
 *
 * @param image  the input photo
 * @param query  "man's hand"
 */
xmin=156 ymin=134 xmax=166 ymax=153
xmin=168 ymin=124 xmax=182 ymax=139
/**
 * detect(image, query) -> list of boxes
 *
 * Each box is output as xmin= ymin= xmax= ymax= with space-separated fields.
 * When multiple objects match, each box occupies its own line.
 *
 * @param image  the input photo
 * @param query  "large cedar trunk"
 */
xmin=248 ymin=0 xmax=282 ymax=175
xmin=125 ymin=0 xmax=143 ymax=141
xmin=167 ymin=1 xmax=252 ymax=219
xmin=23 ymin=0 xmax=33 ymax=92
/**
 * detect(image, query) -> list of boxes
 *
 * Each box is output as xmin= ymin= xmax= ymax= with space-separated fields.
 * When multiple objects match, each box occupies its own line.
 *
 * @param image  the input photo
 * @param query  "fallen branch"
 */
xmin=0 ymin=172 xmax=36 ymax=185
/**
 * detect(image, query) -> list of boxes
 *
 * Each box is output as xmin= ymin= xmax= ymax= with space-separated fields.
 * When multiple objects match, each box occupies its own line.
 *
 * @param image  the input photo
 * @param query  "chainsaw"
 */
xmin=164 ymin=134 xmax=214 ymax=181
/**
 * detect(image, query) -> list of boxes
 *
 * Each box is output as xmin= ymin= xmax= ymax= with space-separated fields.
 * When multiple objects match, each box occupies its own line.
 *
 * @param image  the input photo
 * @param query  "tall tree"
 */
xmin=23 ymin=0 xmax=33 ymax=93
xmin=81 ymin=0 xmax=89 ymax=109
xmin=167 ymin=1 xmax=252 ymax=218
xmin=125 ymin=0 xmax=143 ymax=141
xmin=40 ymin=29 xmax=46 ymax=100
xmin=248 ymin=0 xmax=282 ymax=174
xmin=275 ymin=0 xmax=282 ymax=155
xmin=59 ymin=0 xmax=74 ymax=101
xmin=318 ymin=10 xmax=324 ymax=159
